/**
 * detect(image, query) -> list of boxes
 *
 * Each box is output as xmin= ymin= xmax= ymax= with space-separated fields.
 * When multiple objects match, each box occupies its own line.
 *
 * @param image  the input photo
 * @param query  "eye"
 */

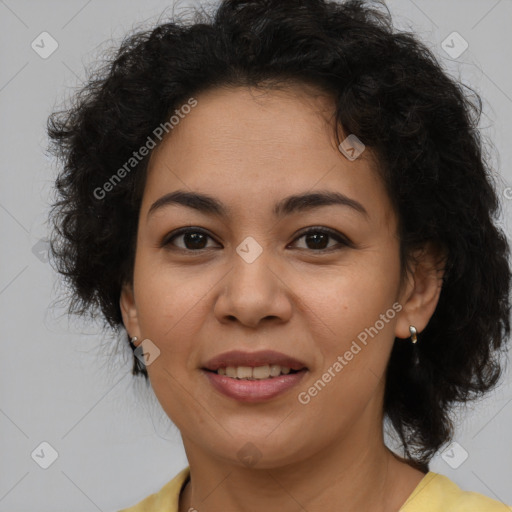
xmin=161 ymin=227 xmax=220 ymax=251
xmin=161 ymin=226 xmax=352 ymax=252
xmin=289 ymin=226 xmax=352 ymax=251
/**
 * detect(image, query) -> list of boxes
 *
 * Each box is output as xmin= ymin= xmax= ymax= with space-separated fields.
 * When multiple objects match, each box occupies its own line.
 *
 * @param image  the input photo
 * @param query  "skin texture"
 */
xmin=120 ymin=84 xmax=444 ymax=512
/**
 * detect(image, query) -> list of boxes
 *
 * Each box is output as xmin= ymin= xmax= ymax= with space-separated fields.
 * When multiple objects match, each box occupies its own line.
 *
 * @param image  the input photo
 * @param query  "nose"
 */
xmin=213 ymin=246 xmax=293 ymax=329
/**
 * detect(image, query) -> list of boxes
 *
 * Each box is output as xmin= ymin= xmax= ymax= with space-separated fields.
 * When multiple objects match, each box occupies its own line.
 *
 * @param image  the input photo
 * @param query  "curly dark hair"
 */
xmin=47 ymin=0 xmax=511 ymax=472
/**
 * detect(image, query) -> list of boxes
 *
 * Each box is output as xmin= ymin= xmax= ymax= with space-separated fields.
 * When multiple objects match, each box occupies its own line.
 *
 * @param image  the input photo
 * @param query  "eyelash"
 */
xmin=160 ymin=226 xmax=353 ymax=253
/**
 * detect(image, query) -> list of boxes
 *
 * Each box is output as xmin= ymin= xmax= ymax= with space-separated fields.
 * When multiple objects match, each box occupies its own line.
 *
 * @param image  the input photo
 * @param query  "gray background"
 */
xmin=1 ymin=0 xmax=511 ymax=510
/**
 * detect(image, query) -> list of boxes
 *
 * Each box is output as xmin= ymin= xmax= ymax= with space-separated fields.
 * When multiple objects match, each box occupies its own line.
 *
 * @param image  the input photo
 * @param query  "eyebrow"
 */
xmin=147 ymin=189 xmax=368 ymax=220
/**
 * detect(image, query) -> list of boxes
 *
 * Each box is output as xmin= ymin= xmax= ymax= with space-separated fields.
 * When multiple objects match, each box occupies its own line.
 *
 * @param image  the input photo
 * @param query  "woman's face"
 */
xmin=121 ymin=84 xmax=426 ymax=468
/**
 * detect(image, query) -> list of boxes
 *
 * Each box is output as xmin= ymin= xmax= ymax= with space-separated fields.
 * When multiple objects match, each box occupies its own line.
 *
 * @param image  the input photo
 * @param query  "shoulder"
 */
xmin=117 ymin=467 xmax=190 ymax=512
xmin=401 ymin=472 xmax=511 ymax=512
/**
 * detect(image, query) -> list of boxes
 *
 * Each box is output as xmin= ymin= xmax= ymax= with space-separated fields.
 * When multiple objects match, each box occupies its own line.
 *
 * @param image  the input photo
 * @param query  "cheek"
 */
xmin=298 ymin=257 xmax=401 ymax=398
xmin=134 ymin=247 xmax=193 ymax=317
xmin=132 ymin=253 xmax=224 ymax=369
xmin=132 ymin=256 xmax=187 ymax=346
xmin=300 ymin=261 xmax=399 ymax=341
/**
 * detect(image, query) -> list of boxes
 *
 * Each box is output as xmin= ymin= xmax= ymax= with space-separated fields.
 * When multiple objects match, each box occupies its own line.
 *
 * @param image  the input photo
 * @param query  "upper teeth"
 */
xmin=217 ymin=365 xmax=292 ymax=379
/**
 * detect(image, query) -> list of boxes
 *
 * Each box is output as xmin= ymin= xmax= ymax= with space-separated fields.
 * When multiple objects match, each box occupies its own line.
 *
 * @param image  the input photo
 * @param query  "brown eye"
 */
xmin=162 ymin=228 xmax=219 ymax=251
xmin=290 ymin=227 xmax=351 ymax=251
xmin=161 ymin=226 xmax=352 ymax=253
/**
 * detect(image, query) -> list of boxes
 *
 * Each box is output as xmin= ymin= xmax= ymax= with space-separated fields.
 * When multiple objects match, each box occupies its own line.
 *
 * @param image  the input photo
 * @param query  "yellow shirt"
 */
xmin=118 ymin=466 xmax=511 ymax=511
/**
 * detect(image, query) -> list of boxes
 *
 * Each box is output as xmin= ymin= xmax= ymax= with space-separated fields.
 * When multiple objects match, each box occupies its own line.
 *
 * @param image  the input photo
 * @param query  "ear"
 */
xmin=395 ymin=242 xmax=447 ymax=340
xmin=120 ymin=282 xmax=142 ymax=347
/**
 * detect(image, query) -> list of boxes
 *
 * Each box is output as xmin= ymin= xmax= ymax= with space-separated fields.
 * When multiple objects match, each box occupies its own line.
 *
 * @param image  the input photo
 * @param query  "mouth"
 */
xmin=200 ymin=350 xmax=309 ymax=402
xmin=203 ymin=365 xmax=303 ymax=379
xmin=202 ymin=368 xmax=308 ymax=402
xmin=202 ymin=349 xmax=308 ymax=372
xmin=201 ymin=350 xmax=308 ymax=402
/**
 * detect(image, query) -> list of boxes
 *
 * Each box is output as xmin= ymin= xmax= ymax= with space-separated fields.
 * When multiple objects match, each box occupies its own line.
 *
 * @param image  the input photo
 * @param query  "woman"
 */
xmin=47 ymin=0 xmax=511 ymax=510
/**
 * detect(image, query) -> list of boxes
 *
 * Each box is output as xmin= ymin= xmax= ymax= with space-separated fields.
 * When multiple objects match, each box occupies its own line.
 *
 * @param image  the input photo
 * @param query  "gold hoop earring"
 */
xmin=409 ymin=325 xmax=418 ymax=344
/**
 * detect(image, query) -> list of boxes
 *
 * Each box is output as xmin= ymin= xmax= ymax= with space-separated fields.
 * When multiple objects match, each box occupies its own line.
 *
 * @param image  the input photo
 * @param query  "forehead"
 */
xmin=142 ymin=85 xmax=395 ymax=229
xmin=154 ymin=85 xmax=337 ymax=160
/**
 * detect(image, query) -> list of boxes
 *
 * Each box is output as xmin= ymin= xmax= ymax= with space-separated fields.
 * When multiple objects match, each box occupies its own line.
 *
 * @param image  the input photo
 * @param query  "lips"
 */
xmin=204 ymin=370 xmax=307 ymax=402
xmin=202 ymin=350 xmax=308 ymax=372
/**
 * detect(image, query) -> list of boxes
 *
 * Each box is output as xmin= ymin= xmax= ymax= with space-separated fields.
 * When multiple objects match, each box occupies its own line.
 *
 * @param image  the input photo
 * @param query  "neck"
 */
xmin=178 ymin=409 xmax=426 ymax=512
